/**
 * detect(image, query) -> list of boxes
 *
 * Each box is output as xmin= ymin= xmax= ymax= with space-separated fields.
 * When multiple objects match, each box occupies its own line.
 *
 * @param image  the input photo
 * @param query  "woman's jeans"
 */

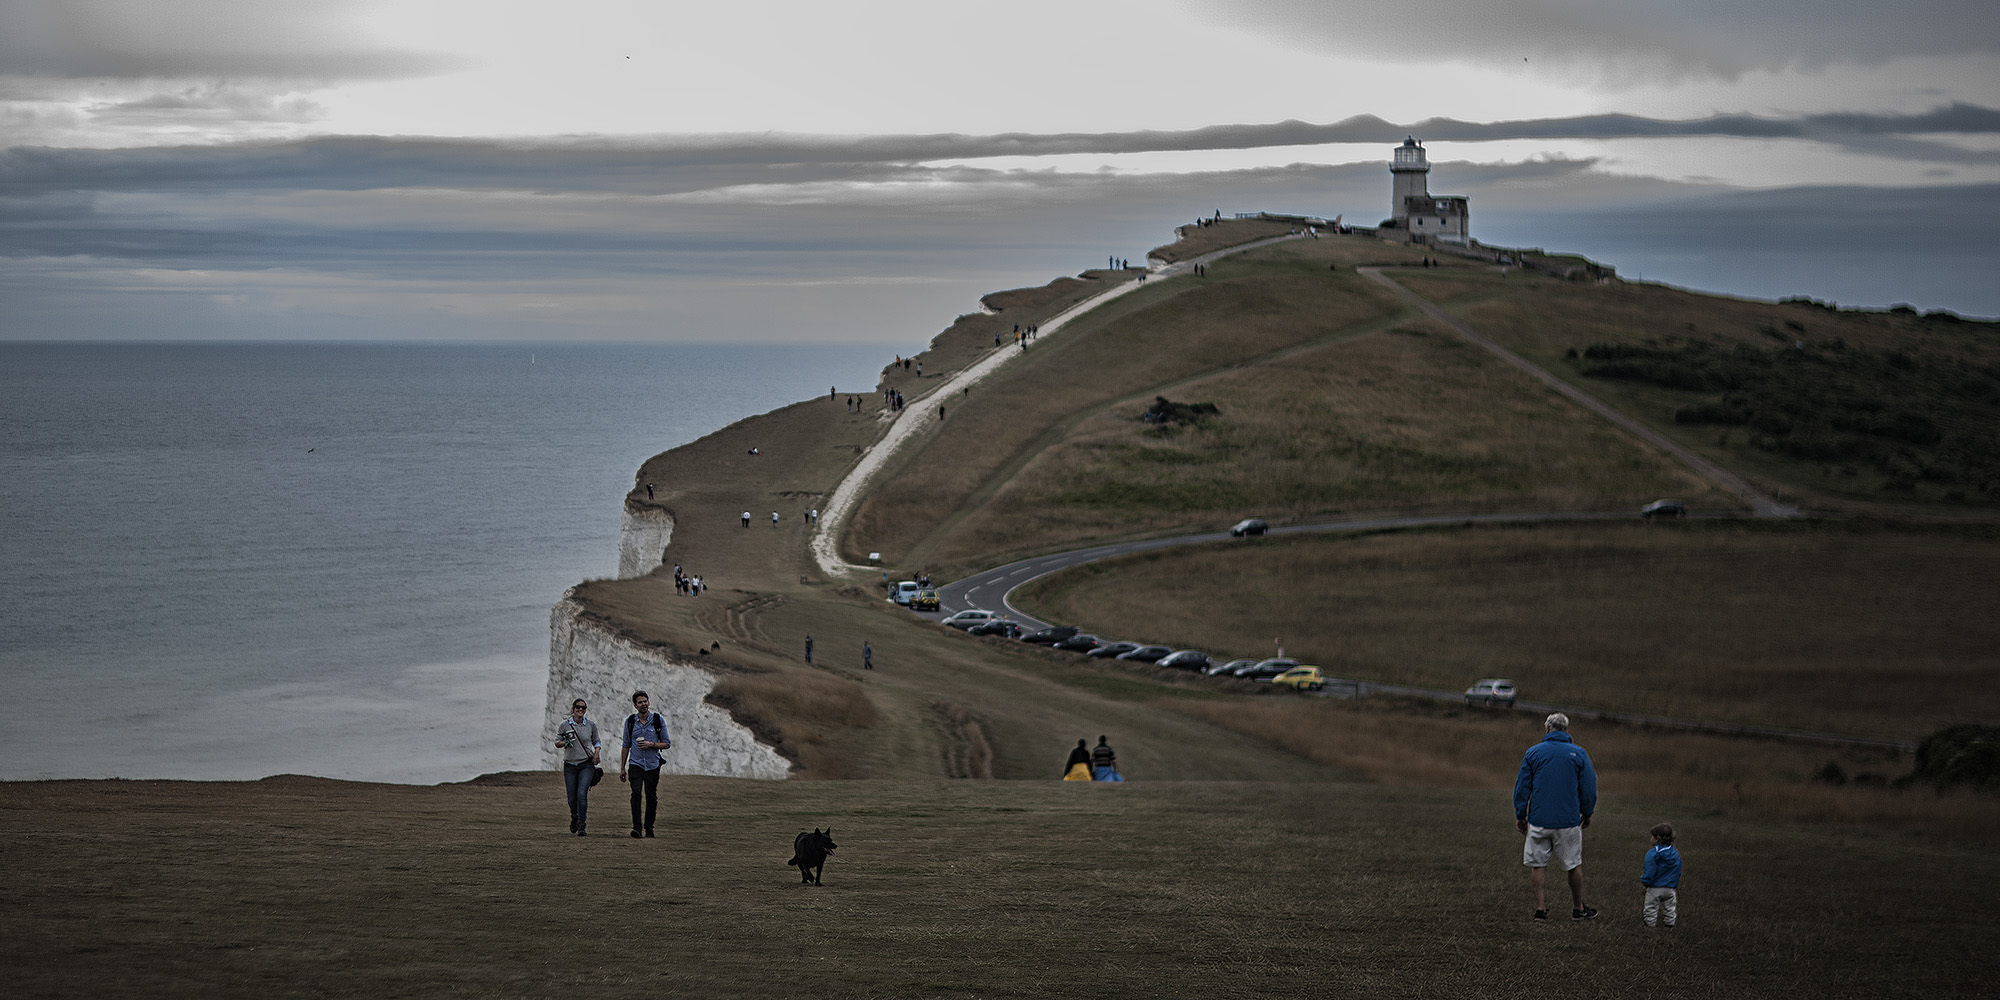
xmin=563 ymin=761 xmax=593 ymax=829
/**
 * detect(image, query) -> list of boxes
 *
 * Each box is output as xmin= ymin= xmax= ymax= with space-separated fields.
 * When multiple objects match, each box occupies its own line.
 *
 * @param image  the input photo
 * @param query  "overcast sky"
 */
xmin=3 ymin=0 xmax=1996 ymax=342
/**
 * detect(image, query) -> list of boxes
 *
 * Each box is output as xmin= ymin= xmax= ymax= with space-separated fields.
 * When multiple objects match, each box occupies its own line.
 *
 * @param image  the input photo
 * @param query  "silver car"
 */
xmin=1464 ymin=678 xmax=1517 ymax=707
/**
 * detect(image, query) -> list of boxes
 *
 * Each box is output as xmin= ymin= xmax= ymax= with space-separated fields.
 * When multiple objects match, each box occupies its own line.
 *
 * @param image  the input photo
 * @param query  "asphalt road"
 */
xmin=911 ymin=510 xmax=1913 ymax=753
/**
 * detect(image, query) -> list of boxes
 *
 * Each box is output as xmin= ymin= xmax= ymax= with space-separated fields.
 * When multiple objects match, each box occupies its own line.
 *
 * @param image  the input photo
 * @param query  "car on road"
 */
xmin=1230 ymin=518 xmax=1270 ymax=537
xmin=1464 ymin=678 xmax=1517 ymax=707
xmin=892 ymin=581 xmax=921 ymax=605
xmin=941 ymin=609 xmax=999 ymax=629
xmin=1053 ymin=633 xmax=1103 ymax=652
xmin=1021 ymin=626 xmax=1081 ymax=645
xmin=1156 ymin=650 xmax=1211 ymax=672
xmin=1270 ymin=665 xmax=1326 ymax=691
xmin=1641 ymin=499 xmax=1687 ymax=519
xmin=1205 ymin=657 xmax=1260 ymax=677
xmin=1116 ymin=645 xmax=1174 ymax=663
xmin=968 ymin=619 xmax=1022 ymax=638
xmin=1087 ymin=641 xmax=1142 ymax=659
xmin=911 ymin=589 xmax=941 ymax=612
xmin=1236 ymin=657 xmax=1301 ymax=680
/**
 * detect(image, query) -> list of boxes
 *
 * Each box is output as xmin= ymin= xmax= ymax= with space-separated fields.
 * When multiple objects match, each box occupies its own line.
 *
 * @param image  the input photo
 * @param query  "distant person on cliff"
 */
xmin=862 ymin=641 xmax=873 ymax=670
xmin=1090 ymin=735 xmax=1122 ymax=782
xmin=1062 ymin=739 xmax=1093 ymax=781
xmin=556 ymin=699 xmax=601 ymax=835
xmin=646 ymin=482 xmax=654 ymax=500
xmin=1515 ymin=712 xmax=1599 ymax=920
xmin=771 ymin=511 xmax=780 ymax=528
xmin=804 ymin=634 xmax=813 ymax=664
xmin=741 ymin=511 xmax=750 ymax=528
xmin=619 ymin=690 xmax=672 ymax=839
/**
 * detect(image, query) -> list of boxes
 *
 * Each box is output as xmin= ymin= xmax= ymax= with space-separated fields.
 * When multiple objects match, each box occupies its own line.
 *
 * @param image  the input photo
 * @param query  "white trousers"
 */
xmin=1644 ymin=886 xmax=1678 ymax=926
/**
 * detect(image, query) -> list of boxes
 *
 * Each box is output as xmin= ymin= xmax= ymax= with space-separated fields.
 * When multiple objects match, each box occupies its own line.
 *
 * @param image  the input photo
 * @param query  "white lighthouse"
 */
xmin=1384 ymin=136 xmax=1469 ymax=245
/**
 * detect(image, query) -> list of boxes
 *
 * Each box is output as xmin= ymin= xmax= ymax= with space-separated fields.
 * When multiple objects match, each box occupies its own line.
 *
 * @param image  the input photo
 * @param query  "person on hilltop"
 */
xmin=804 ymin=634 xmax=813 ymax=665
xmin=1062 ymin=739 xmax=1093 ymax=781
xmin=1515 ymin=712 xmax=1599 ymax=920
xmin=1640 ymin=823 xmax=1682 ymax=928
xmin=619 ymin=690 xmax=672 ymax=839
xmin=862 ymin=641 xmax=873 ymax=670
xmin=741 ymin=511 xmax=751 ymax=528
xmin=1090 ymin=735 xmax=1122 ymax=782
xmin=555 ymin=698 xmax=601 ymax=836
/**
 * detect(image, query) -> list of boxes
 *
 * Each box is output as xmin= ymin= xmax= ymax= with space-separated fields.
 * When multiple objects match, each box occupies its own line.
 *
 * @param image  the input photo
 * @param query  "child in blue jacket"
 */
xmin=1641 ymin=822 xmax=1681 ymax=927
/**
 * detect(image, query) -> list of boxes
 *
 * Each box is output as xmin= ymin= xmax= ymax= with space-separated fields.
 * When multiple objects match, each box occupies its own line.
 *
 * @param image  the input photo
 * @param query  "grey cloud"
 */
xmin=4 ymin=104 xmax=1995 ymax=202
xmin=1191 ymin=0 xmax=2000 ymax=80
xmin=0 ymin=0 xmax=452 ymax=79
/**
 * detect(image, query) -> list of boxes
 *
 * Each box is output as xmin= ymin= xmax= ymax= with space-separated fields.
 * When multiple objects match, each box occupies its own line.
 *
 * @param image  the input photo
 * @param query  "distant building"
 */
xmin=1381 ymin=136 xmax=1468 ymax=245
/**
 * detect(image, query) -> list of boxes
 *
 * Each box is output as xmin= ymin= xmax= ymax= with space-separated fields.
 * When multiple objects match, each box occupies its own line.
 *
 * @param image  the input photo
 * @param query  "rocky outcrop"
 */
xmin=616 ymin=501 xmax=674 ymax=579
xmin=543 ymin=594 xmax=791 ymax=779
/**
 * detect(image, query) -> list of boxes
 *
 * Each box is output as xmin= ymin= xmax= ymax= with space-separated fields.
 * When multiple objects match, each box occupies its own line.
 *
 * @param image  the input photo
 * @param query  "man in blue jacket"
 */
xmin=1514 ymin=712 xmax=1599 ymax=921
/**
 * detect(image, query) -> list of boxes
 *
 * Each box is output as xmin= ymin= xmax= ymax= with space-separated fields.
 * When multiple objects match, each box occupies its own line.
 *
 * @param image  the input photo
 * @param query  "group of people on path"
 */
xmin=671 ymin=564 xmax=704 ymax=597
xmin=1061 ymin=736 xmax=1122 ymax=782
xmin=555 ymin=692 xmax=674 ymax=839
xmin=1513 ymin=713 xmax=1682 ymax=926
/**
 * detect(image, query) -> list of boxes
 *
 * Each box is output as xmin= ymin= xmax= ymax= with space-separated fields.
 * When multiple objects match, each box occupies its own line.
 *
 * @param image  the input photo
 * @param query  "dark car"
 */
xmin=1205 ymin=657 xmax=1260 ymax=677
xmin=1117 ymin=645 xmax=1174 ymax=663
xmin=1230 ymin=518 xmax=1270 ymax=537
xmin=1641 ymin=499 xmax=1687 ymax=519
xmin=1235 ymin=657 xmax=1300 ymax=679
xmin=1087 ymin=641 xmax=1142 ymax=659
xmin=969 ymin=619 xmax=1022 ymax=637
xmin=1156 ymin=649 xmax=1211 ymax=671
xmin=1021 ymin=626 xmax=1080 ymax=645
xmin=1053 ymin=633 xmax=1103 ymax=652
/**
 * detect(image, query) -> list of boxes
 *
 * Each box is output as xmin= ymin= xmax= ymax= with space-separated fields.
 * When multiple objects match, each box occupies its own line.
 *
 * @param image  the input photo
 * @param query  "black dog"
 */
xmin=787 ymin=827 xmax=837 ymax=885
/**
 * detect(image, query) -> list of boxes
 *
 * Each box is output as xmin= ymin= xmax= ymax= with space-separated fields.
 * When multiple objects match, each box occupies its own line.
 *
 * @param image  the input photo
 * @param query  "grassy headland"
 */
xmin=16 ymin=220 xmax=1997 ymax=995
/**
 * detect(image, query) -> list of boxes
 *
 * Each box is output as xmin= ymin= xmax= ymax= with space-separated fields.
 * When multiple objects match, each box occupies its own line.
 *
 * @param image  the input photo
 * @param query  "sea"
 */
xmin=0 ymin=341 xmax=890 ymax=784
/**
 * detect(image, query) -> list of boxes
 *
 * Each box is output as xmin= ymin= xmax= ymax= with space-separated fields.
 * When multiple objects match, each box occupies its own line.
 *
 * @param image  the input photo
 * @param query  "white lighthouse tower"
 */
xmin=1384 ymin=136 xmax=1469 ymax=245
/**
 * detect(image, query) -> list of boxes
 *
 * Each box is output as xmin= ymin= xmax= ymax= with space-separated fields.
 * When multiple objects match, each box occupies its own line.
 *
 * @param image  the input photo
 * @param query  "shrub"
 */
xmin=1907 ymin=724 xmax=2000 ymax=793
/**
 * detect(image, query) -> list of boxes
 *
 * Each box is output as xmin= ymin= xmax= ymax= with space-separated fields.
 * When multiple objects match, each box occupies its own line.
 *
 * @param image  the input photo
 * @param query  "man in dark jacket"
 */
xmin=1514 ymin=712 xmax=1599 ymax=920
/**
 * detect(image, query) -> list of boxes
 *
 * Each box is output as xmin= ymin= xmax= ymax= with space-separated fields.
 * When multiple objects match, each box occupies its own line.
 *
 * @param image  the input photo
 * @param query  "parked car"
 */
xmin=1021 ymin=626 xmax=1080 ymax=645
xmin=1230 ymin=517 xmax=1270 ymax=537
xmin=892 ymin=581 xmax=921 ymax=605
xmin=1053 ymin=633 xmax=1103 ymax=652
xmin=1156 ymin=650 xmax=1211 ymax=672
xmin=969 ymin=618 xmax=1022 ymax=638
xmin=1236 ymin=657 xmax=1300 ymax=679
xmin=1205 ymin=657 xmax=1260 ymax=677
xmin=1464 ymin=678 xmax=1517 ymax=707
xmin=1117 ymin=645 xmax=1174 ymax=663
xmin=1641 ymin=499 xmax=1687 ymax=519
xmin=911 ymin=589 xmax=941 ymax=611
xmin=1270 ymin=665 xmax=1326 ymax=691
xmin=941 ymin=609 xmax=999 ymax=629
xmin=1087 ymin=641 xmax=1142 ymax=659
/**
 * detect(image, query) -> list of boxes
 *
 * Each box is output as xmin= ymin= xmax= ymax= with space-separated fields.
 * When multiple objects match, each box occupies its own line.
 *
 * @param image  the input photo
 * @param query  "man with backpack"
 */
xmin=618 ymin=690 xmax=672 ymax=839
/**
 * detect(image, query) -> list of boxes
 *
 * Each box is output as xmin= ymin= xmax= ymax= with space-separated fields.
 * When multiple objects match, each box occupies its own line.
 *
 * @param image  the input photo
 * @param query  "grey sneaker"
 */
xmin=1573 ymin=906 xmax=1599 ymax=920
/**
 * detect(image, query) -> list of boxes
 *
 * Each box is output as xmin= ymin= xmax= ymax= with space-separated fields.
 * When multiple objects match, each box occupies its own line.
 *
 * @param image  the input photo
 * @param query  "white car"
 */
xmin=892 ymin=581 xmax=920 ymax=605
xmin=1464 ymin=678 xmax=1517 ymax=707
xmin=941 ymin=609 xmax=999 ymax=629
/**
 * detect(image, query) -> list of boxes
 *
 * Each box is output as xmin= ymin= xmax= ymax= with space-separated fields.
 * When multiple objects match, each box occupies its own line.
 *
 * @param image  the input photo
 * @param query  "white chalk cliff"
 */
xmin=616 ymin=502 xmax=675 ymax=580
xmin=543 ymin=594 xmax=791 ymax=779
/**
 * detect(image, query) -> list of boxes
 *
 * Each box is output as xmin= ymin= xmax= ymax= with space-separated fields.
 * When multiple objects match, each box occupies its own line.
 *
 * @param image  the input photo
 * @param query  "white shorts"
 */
xmin=1523 ymin=824 xmax=1584 ymax=871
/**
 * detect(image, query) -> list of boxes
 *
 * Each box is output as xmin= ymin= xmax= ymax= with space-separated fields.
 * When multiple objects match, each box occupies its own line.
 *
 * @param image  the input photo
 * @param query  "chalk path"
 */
xmin=809 ymin=235 xmax=1302 ymax=579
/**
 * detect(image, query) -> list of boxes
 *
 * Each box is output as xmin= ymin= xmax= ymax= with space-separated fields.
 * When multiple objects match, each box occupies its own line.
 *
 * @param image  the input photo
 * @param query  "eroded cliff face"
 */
xmin=616 ymin=502 xmax=674 ymax=580
xmin=543 ymin=595 xmax=790 ymax=779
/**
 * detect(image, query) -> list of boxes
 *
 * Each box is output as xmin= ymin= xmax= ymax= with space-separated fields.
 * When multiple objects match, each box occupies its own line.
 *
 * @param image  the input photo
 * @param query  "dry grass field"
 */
xmin=1015 ymin=520 xmax=2000 ymax=742
xmin=844 ymin=236 xmax=1727 ymax=580
xmin=1422 ymin=271 xmax=2000 ymax=512
xmin=6 ymin=773 xmax=1994 ymax=998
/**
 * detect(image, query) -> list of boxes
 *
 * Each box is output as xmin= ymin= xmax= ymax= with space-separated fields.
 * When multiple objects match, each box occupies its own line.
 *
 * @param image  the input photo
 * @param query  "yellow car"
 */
xmin=1269 ymin=665 xmax=1326 ymax=692
xmin=911 ymin=589 xmax=941 ymax=612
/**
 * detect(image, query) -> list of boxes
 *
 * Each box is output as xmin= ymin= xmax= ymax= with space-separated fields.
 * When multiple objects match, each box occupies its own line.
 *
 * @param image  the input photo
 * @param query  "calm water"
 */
xmin=0 ymin=341 xmax=887 ymax=783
